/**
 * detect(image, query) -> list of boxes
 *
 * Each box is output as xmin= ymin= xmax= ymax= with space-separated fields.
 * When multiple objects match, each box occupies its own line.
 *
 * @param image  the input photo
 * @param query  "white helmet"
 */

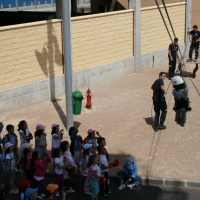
xmin=171 ymin=76 xmax=183 ymax=85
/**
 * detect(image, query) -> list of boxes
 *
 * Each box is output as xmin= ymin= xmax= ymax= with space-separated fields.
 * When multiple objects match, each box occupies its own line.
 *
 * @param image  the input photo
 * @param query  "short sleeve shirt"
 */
xmin=91 ymin=164 xmax=101 ymax=177
xmin=52 ymin=134 xmax=61 ymax=148
xmin=190 ymin=30 xmax=200 ymax=42
xmin=168 ymin=43 xmax=178 ymax=59
xmin=99 ymin=155 xmax=108 ymax=172
xmin=152 ymin=79 xmax=164 ymax=102
xmin=19 ymin=129 xmax=31 ymax=151
xmin=6 ymin=152 xmax=15 ymax=170
xmin=54 ymin=155 xmax=64 ymax=174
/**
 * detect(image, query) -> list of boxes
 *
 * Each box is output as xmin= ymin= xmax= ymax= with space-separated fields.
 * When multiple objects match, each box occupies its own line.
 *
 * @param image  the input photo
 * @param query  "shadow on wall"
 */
xmin=35 ymin=21 xmax=67 ymax=128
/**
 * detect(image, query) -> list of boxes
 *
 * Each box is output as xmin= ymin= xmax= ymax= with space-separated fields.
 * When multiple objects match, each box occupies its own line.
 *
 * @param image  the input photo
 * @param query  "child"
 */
xmin=4 ymin=142 xmax=19 ymax=194
xmin=18 ymin=121 xmax=33 ymax=151
xmin=84 ymin=129 xmax=102 ymax=155
xmin=53 ymin=148 xmax=66 ymax=197
xmin=17 ymin=143 xmax=34 ymax=184
xmin=117 ymin=157 xmax=142 ymax=190
xmin=60 ymin=141 xmax=76 ymax=193
xmin=0 ymin=122 xmax=4 ymax=172
xmin=18 ymin=180 xmax=30 ymax=200
xmin=69 ymin=127 xmax=82 ymax=169
xmin=32 ymin=151 xmax=47 ymax=198
xmin=80 ymin=143 xmax=92 ymax=195
xmin=88 ymin=155 xmax=104 ymax=200
xmin=0 ymin=181 xmax=6 ymax=200
xmin=45 ymin=184 xmax=65 ymax=200
xmin=99 ymin=146 xmax=113 ymax=197
xmin=51 ymin=124 xmax=64 ymax=159
xmin=35 ymin=124 xmax=51 ymax=172
xmin=2 ymin=125 xmax=18 ymax=168
xmin=25 ymin=188 xmax=38 ymax=200
xmin=97 ymin=137 xmax=109 ymax=161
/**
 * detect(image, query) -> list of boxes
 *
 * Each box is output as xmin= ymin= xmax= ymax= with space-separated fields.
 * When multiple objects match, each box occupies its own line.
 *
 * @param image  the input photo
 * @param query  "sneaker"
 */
xmin=56 ymin=192 xmax=59 ymax=197
xmin=127 ymin=184 xmax=133 ymax=190
xmin=187 ymin=58 xmax=192 ymax=62
xmin=40 ymin=193 xmax=45 ymax=198
xmin=84 ymin=191 xmax=91 ymax=195
xmin=118 ymin=183 xmax=125 ymax=190
xmin=46 ymin=168 xmax=49 ymax=173
xmin=193 ymin=59 xmax=197 ymax=62
xmin=67 ymin=188 xmax=75 ymax=193
xmin=159 ymin=124 xmax=166 ymax=130
xmin=155 ymin=127 xmax=159 ymax=132
xmin=62 ymin=191 xmax=66 ymax=195
xmin=9 ymin=189 xmax=18 ymax=194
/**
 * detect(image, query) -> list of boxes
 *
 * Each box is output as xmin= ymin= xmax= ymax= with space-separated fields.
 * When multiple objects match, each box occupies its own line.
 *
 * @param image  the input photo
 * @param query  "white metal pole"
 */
xmin=16 ymin=0 xmax=18 ymax=11
xmin=34 ymin=0 xmax=37 ymax=9
xmin=51 ymin=0 xmax=54 ymax=7
xmin=62 ymin=0 xmax=74 ymax=130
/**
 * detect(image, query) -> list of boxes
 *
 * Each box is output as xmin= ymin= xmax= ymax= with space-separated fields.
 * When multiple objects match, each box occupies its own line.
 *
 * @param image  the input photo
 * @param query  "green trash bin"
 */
xmin=72 ymin=91 xmax=84 ymax=115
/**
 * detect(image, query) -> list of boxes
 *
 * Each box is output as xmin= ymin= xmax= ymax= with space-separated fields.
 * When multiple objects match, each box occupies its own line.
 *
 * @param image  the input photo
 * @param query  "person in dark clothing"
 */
xmin=168 ymin=38 xmax=179 ymax=79
xmin=0 ymin=181 xmax=6 ymax=200
xmin=187 ymin=25 xmax=200 ymax=62
xmin=151 ymin=72 xmax=167 ymax=131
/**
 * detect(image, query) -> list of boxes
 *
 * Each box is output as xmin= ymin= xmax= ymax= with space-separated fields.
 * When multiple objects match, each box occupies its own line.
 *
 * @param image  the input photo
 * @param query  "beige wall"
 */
xmin=71 ymin=10 xmax=133 ymax=72
xmin=141 ymin=2 xmax=186 ymax=54
xmin=192 ymin=0 xmax=200 ymax=28
xmin=0 ymin=19 xmax=63 ymax=91
xmin=141 ymin=0 xmax=180 ymax=8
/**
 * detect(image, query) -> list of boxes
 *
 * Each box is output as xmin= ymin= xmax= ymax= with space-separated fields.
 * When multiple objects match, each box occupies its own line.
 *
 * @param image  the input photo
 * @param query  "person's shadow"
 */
xmin=143 ymin=117 xmax=154 ymax=130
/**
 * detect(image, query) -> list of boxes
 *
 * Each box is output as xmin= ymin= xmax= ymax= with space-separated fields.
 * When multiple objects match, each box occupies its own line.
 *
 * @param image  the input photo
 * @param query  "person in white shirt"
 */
xmin=60 ymin=141 xmax=76 ymax=194
xmin=18 ymin=121 xmax=33 ymax=151
xmin=88 ymin=155 xmax=104 ymax=200
xmin=51 ymin=124 xmax=64 ymax=158
xmin=99 ymin=146 xmax=112 ymax=197
xmin=53 ymin=148 xmax=66 ymax=197
xmin=4 ymin=142 xmax=19 ymax=194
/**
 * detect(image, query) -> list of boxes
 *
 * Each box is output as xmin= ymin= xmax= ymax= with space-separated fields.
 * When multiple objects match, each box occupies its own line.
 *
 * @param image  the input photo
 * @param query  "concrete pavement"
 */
xmin=1 ymin=64 xmax=200 ymax=181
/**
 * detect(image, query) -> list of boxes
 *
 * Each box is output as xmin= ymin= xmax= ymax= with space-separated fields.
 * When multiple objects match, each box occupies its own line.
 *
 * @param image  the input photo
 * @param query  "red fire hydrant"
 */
xmin=85 ymin=88 xmax=93 ymax=109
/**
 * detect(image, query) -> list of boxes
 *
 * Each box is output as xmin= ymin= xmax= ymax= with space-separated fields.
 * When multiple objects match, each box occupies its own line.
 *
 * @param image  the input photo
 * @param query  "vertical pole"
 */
xmin=130 ymin=0 xmax=141 ymax=72
xmin=62 ymin=0 xmax=74 ymax=130
xmin=34 ymin=0 xmax=37 ymax=9
xmin=51 ymin=0 xmax=54 ymax=7
xmin=16 ymin=0 xmax=18 ymax=11
xmin=185 ymin=0 xmax=192 ymax=54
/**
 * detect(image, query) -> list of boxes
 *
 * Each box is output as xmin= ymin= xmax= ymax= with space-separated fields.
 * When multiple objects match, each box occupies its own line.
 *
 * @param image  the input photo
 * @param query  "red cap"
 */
xmin=111 ymin=159 xmax=119 ymax=167
xmin=18 ymin=180 xmax=30 ymax=189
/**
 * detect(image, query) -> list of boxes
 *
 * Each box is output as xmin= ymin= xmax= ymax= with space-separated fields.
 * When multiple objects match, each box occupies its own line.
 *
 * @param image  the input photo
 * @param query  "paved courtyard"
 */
xmin=1 ymin=64 xmax=200 ymax=181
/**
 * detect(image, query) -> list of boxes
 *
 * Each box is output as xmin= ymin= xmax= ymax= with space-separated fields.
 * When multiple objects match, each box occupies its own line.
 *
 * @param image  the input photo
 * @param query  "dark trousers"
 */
xmin=99 ymin=172 xmax=109 ymax=196
xmin=168 ymin=58 xmax=176 ymax=78
xmin=25 ymin=169 xmax=34 ymax=186
xmin=34 ymin=178 xmax=44 ymax=196
xmin=153 ymin=99 xmax=167 ymax=128
xmin=189 ymin=41 xmax=199 ymax=59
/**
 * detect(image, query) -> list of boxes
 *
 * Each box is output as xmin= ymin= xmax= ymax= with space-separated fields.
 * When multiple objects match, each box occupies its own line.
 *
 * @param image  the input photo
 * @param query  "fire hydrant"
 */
xmin=85 ymin=88 xmax=93 ymax=109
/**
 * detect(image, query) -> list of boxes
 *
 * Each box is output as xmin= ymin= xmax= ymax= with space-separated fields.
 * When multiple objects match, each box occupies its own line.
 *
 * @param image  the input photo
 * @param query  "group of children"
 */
xmin=0 ymin=121 xmax=142 ymax=200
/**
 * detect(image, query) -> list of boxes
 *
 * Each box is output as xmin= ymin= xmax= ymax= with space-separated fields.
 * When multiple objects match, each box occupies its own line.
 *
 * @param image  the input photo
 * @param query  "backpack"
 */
xmin=2 ymin=133 xmax=17 ymax=147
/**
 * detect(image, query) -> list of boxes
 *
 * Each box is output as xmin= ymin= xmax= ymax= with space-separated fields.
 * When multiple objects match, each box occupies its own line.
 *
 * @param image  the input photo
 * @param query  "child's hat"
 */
xmin=51 ymin=124 xmax=59 ymax=128
xmin=18 ymin=180 xmax=30 ymax=189
xmin=87 ymin=129 xmax=95 ymax=134
xmin=46 ymin=184 xmax=58 ymax=193
xmin=111 ymin=159 xmax=120 ymax=167
xmin=36 ymin=124 xmax=46 ymax=130
xmin=83 ymin=143 xmax=92 ymax=150
xmin=25 ymin=188 xmax=38 ymax=198
xmin=22 ymin=143 xmax=32 ymax=150
xmin=4 ymin=142 xmax=14 ymax=150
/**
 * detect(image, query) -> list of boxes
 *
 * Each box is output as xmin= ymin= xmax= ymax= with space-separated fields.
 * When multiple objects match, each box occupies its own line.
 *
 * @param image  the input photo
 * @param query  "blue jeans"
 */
xmin=117 ymin=171 xmax=142 ymax=187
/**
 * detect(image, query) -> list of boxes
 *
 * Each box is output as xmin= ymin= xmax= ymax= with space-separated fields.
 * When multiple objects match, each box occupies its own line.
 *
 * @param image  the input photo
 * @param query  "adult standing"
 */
xmin=171 ymin=76 xmax=191 ymax=127
xmin=168 ymin=38 xmax=179 ymax=79
xmin=151 ymin=72 xmax=167 ymax=131
xmin=187 ymin=25 xmax=200 ymax=62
